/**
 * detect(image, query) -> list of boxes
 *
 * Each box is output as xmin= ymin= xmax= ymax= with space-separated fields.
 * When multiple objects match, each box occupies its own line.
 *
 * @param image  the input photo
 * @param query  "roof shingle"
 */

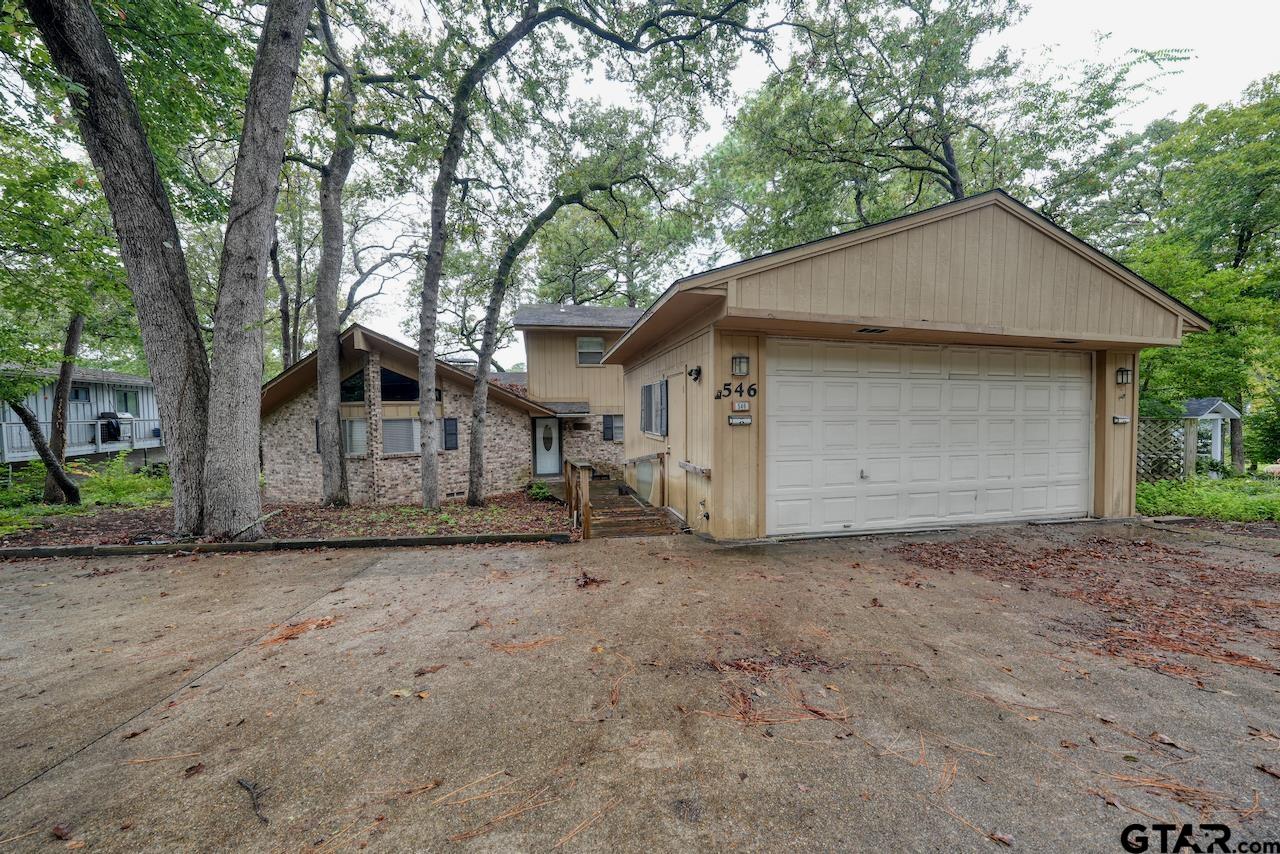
xmin=512 ymin=304 xmax=644 ymax=329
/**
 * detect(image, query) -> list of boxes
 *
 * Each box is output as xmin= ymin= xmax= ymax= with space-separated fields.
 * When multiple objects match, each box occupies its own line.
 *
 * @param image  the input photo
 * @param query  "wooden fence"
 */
xmin=1136 ymin=418 xmax=1198 ymax=483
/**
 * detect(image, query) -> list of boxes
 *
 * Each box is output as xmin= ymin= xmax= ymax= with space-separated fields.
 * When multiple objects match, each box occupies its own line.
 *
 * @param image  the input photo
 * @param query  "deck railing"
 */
xmin=0 ymin=418 xmax=164 ymax=462
xmin=563 ymin=458 xmax=594 ymax=539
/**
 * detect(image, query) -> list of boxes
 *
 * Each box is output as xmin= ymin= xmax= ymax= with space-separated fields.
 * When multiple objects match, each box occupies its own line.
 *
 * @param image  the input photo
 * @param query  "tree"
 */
xmin=701 ymin=0 xmax=1184 ymax=255
xmin=23 ymin=0 xmax=316 ymax=537
xmin=413 ymin=0 xmax=784 ymax=508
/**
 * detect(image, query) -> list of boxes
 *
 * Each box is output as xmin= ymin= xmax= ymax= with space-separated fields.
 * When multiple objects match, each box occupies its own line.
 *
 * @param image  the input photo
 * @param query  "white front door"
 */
xmin=765 ymin=339 xmax=1093 ymax=536
xmin=533 ymin=417 xmax=561 ymax=476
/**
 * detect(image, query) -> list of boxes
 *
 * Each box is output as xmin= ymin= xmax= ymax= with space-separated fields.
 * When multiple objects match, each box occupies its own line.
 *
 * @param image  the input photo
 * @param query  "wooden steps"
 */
xmin=549 ymin=477 xmax=685 ymax=539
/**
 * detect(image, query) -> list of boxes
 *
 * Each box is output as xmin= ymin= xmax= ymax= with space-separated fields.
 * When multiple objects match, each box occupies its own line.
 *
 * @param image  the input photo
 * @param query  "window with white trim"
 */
xmin=70 ymin=385 xmax=91 ymax=402
xmin=640 ymin=380 xmax=667 ymax=436
xmin=576 ymin=336 xmax=604 ymax=366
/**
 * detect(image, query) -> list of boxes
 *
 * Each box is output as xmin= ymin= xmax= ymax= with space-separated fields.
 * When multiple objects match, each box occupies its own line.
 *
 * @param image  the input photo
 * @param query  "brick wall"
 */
xmin=261 ymin=354 xmax=534 ymax=505
xmin=559 ymin=414 xmax=625 ymax=478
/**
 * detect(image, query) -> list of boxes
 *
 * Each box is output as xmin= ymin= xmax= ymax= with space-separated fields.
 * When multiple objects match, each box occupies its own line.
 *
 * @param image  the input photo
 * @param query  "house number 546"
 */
xmin=716 ymin=382 xmax=758 ymax=399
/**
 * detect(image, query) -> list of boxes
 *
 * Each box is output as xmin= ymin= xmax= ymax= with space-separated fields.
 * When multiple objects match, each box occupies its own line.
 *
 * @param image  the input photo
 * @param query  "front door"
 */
xmin=533 ymin=417 xmax=561 ymax=476
xmin=666 ymin=370 xmax=688 ymax=519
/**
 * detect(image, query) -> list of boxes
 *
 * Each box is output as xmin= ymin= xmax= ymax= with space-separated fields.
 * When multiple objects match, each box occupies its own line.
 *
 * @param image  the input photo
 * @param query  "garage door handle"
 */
xmin=860 ymin=469 xmax=870 ymax=480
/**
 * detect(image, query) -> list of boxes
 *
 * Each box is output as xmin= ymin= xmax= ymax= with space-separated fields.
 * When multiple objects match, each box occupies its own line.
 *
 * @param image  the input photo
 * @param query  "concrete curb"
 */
xmin=0 ymin=531 xmax=574 ymax=560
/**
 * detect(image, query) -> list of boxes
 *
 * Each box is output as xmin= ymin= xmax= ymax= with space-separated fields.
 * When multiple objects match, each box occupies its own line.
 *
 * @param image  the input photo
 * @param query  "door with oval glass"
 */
xmin=533 ymin=417 xmax=561 ymax=477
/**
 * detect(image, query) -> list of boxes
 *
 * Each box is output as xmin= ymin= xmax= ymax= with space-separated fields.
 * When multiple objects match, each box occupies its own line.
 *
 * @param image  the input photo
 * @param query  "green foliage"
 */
xmin=1136 ymin=477 xmax=1280 ymax=521
xmin=1245 ymin=401 xmax=1280 ymax=466
xmin=0 ymin=453 xmax=171 ymax=535
xmin=527 ymin=480 xmax=554 ymax=501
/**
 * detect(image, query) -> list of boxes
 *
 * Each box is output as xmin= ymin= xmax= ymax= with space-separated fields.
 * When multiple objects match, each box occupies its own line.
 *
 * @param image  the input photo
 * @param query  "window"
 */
xmin=70 ymin=385 xmax=91 ymax=403
xmin=442 ymin=418 xmax=459 ymax=451
xmin=434 ymin=387 xmax=443 ymax=403
xmin=603 ymin=414 xmax=623 ymax=442
xmin=340 ymin=371 xmax=365 ymax=402
xmin=380 ymin=368 xmax=419 ymax=402
xmin=640 ymin=380 xmax=667 ymax=436
xmin=576 ymin=336 xmax=604 ymax=366
xmin=382 ymin=418 xmax=418 ymax=454
xmin=314 ymin=418 xmax=368 ymax=456
xmin=114 ymin=388 xmax=139 ymax=415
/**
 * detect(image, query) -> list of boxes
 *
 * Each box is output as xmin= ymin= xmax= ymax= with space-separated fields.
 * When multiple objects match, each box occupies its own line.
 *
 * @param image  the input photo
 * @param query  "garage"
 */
xmin=766 ymin=339 xmax=1093 ymax=535
xmin=608 ymin=190 xmax=1211 ymax=541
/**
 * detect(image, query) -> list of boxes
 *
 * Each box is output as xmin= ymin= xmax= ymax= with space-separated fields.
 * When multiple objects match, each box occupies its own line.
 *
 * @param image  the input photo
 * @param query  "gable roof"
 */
xmin=605 ymin=189 xmax=1211 ymax=364
xmin=261 ymin=324 xmax=554 ymax=417
xmin=0 ymin=363 xmax=152 ymax=387
xmin=1183 ymin=397 xmax=1242 ymax=419
xmin=513 ymin=304 xmax=644 ymax=330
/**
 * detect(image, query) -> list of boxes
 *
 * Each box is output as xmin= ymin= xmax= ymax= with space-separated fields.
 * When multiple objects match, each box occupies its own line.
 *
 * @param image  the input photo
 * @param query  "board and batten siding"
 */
xmin=622 ymin=326 xmax=713 ymax=535
xmin=525 ymin=330 xmax=625 ymax=412
xmin=730 ymin=205 xmax=1180 ymax=345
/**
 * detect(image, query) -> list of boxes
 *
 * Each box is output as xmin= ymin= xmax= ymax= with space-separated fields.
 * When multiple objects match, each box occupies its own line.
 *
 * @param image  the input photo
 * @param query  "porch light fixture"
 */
xmin=731 ymin=354 xmax=750 ymax=377
xmin=1115 ymin=367 xmax=1133 ymax=386
xmin=688 ymin=366 xmax=702 ymax=382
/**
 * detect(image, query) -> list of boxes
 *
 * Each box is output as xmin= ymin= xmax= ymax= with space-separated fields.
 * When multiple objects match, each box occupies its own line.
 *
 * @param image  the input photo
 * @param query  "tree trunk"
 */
xmin=203 ymin=0 xmax=316 ymax=540
xmin=10 ymin=400 xmax=80 ymax=504
xmin=271 ymin=229 xmax=293 ymax=367
xmin=1231 ymin=394 xmax=1245 ymax=474
xmin=43 ymin=313 xmax=84 ymax=503
xmin=26 ymin=0 xmax=210 ymax=535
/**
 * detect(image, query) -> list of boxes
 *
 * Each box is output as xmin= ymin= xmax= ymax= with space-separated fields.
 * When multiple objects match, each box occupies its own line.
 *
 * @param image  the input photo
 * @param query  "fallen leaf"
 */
xmin=1149 ymin=732 xmax=1183 ymax=750
xmin=65 ymin=842 xmax=86 ymax=850
xmin=51 ymin=826 xmax=72 ymax=840
xmin=989 ymin=832 xmax=1013 ymax=846
xmin=389 ymin=689 xmax=410 ymax=699
xmin=414 ymin=664 xmax=447 ymax=677
xmin=1024 ymin=715 xmax=1040 ymax=722
xmin=415 ymin=691 xmax=430 ymax=700
xmin=1257 ymin=764 xmax=1280 ymax=781
xmin=183 ymin=763 xmax=205 ymax=778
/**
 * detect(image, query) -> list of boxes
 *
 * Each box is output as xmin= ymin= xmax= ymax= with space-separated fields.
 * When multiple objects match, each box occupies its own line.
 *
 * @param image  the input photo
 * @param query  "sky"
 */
xmin=360 ymin=0 xmax=1280 ymax=370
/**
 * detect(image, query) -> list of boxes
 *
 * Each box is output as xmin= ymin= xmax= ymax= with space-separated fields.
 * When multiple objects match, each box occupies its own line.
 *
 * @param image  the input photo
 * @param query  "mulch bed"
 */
xmin=0 ymin=492 xmax=565 ymax=547
xmin=893 ymin=535 xmax=1280 ymax=685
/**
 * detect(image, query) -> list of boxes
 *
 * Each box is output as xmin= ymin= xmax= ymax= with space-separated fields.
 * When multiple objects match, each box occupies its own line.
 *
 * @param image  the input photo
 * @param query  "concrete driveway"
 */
xmin=0 ymin=523 xmax=1277 ymax=851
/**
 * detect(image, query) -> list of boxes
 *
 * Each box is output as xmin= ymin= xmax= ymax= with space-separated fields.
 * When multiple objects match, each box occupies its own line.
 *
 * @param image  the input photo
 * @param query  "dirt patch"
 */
xmin=893 ymin=535 xmax=1280 ymax=682
xmin=1 ymin=491 xmax=564 ymax=547
xmin=1174 ymin=518 xmax=1280 ymax=540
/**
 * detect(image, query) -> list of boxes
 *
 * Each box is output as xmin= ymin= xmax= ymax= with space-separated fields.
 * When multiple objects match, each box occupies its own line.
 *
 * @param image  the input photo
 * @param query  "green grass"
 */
xmin=0 ymin=453 xmax=171 ymax=536
xmin=1136 ymin=476 xmax=1280 ymax=521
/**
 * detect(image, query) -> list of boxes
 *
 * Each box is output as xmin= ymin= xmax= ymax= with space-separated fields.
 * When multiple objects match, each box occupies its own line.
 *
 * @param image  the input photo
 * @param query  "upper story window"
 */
xmin=340 ymin=371 xmax=365 ymax=402
xmin=576 ymin=336 xmax=605 ymax=366
xmin=380 ymin=368 xmax=419 ymax=401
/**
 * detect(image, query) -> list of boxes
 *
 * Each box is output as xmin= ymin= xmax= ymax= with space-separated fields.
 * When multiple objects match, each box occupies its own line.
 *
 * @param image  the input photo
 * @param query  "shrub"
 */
xmin=527 ymin=480 xmax=554 ymax=501
xmin=0 ymin=462 xmax=48 ymax=508
xmin=1136 ymin=477 xmax=1280 ymax=521
xmin=1246 ymin=400 xmax=1280 ymax=466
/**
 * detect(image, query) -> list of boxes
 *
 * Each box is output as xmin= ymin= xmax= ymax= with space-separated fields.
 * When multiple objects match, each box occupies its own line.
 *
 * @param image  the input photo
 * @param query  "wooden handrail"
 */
xmin=677 ymin=459 xmax=711 ymax=478
xmin=563 ymin=458 xmax=594 ymax=538
xmin=623 ymin=452 xmax=664 ymax=465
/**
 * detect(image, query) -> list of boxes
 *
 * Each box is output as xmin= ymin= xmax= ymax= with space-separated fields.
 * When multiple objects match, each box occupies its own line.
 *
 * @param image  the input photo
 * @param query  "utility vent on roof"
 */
xmin=856 ymin=327 xmax=889 ymax=334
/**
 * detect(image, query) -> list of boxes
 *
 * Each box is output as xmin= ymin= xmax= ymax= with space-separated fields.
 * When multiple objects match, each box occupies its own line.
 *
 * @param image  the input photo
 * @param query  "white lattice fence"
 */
xmin=1137 ymin=418 xmax=1194 ymax=483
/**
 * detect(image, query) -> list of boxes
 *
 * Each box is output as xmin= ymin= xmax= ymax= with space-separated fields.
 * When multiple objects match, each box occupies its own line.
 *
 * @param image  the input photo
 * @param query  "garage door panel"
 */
xmin=766 ymin=340 xmax=1092 ymax=536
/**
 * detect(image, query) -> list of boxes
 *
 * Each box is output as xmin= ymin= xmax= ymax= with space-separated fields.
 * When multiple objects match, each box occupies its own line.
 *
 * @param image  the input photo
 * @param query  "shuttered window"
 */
xmin=442 ymin=418 xmax=459 ymax=451
xmin=382 ymin=418 xmax=418 ymax=454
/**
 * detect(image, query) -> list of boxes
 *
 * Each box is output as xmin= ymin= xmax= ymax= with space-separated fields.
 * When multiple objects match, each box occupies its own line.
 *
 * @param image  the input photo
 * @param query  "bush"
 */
xmin=0 ymin=462 xmax=48 ymax=508
xmin=527 ymin=480 xmax=554 ymax=502
xmin=1136 ymin=477 xmax=1280 ymax=521
xmin=1246 ymin=400 xmax=1280 ymax=466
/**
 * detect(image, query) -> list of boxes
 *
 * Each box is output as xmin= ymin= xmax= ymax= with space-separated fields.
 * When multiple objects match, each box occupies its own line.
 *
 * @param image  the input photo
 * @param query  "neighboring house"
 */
xmin=604 ymin=190 xmax=1210 ymax=541
xmin=512 ymin=304 xmax=644 ymax=478
xmin=1182 ymin=397 xmax=1242 ymax=469
xmin=259 ymin=325 xmax=555 ymax=505
xmin=0 ymin=365 xmax=163 ymax=465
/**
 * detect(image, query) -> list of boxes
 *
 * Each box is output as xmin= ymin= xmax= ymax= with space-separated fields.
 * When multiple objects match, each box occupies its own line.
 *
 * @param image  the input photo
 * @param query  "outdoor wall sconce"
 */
xmin=731 ymin=354 xmax=750 ymax=377
xmin=688 ymin=366 xmax=702 ymax=382
xmin=1115 ymin=367 xmax=1133 ymax=385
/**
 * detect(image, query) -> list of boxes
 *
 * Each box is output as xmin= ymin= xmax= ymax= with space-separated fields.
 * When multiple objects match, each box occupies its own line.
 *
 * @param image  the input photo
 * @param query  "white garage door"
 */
xmin=766 ymin=340 xmax=1093 ymax=536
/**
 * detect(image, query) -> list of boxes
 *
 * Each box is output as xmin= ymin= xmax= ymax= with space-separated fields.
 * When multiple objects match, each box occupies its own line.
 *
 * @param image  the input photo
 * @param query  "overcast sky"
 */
xmin=361 ymin=0 xmax=1280 ymax=369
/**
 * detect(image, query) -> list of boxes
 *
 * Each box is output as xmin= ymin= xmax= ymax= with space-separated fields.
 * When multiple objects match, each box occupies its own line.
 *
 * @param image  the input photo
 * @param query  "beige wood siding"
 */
xmin=711 ymin=331 xmax=763 ymax=539
xmin=1093 ymin=351 xmax=1138 ymax=517
xmin=526 ymin=330 xmax=625 ymax=411
xmin=731 ymin=206 xmax=1181 ymax=344
xmin=622 ymin=326 xmax=713 ymax=534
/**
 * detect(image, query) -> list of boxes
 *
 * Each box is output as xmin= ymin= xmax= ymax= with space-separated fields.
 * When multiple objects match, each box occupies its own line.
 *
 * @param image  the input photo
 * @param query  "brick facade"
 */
xmin=558 ymin=414 xmax=625 ymax=478
xmin=262 ymin=352 xmax=535 ymax=505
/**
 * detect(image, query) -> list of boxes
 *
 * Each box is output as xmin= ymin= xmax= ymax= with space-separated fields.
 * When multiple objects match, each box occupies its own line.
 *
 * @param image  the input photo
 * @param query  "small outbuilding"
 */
xmin=1181 ymin=397 xmax=1242 ymax=469
xmin=605 ymin=190 xmax=1210 ymax=540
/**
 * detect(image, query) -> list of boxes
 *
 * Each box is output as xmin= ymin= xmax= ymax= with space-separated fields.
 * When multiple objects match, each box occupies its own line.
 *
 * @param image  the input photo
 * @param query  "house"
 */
xmin=1 ymin=365 xmax=163 ymax=465
xmin=1182 ymin=397 xmax=1242 ymax=469
xmin=512 ymin=304 xmax=644 ymax=478
xmin=259 ymin=325 xmax=555 ymax=504
xmin=603 ymin=190 xmax=1210 ymax=541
